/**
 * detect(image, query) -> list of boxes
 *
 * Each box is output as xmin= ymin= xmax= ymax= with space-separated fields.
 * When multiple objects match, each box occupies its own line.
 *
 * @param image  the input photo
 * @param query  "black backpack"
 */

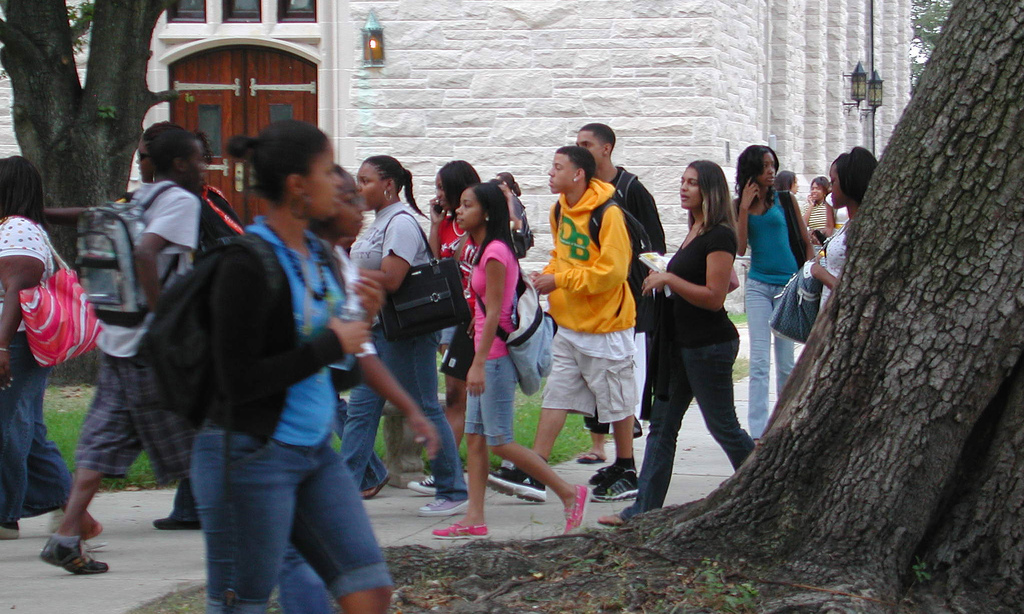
xmin=140 ymin=234 xmax=286 ymax=427
xmin=555 ymin=197 xmax=655 ymax=331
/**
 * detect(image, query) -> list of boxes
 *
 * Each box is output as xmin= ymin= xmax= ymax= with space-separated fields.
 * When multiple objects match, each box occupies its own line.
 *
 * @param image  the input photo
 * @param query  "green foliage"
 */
xmin=912 ymin=557 xmax=932 ymax=583
xmin=97 ymin=105 xmax=118 ymax=120
xmin=684 ymin=559 xmax=760 ymax=613
xmin=67 ymin=2 xmax=96 ymax=53
xmin=911 ymin=0 xmax=953 ymax=86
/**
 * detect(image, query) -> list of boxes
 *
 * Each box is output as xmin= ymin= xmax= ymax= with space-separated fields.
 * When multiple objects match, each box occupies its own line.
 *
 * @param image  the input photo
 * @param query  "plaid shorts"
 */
xmin=75 ymin=353 xmax=195 ymax=484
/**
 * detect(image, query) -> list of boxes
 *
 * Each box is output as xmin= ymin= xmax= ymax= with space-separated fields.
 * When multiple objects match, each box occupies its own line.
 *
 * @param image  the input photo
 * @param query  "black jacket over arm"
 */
xmin=205 ymin=248 xmax=346 ymax=438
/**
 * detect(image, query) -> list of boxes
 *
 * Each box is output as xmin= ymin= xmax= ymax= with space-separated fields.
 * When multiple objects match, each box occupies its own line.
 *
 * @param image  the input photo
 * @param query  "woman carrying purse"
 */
xmin=343 ymin=155 xmax=469 ymax=516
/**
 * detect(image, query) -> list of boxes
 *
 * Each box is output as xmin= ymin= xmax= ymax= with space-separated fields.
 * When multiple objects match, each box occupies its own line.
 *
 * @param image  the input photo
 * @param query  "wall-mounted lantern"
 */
xmin=867 ymin=70 xmax=884 ymax=110
xmin=850 ymin=62 xmax=867 ymax=103
xmin=362 ymin=11 xmax=384 ymax=67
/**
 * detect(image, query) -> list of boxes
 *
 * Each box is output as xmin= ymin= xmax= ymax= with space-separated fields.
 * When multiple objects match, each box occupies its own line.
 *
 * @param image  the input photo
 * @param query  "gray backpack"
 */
xmin=76 ymin=182 xmax=177 ymax=327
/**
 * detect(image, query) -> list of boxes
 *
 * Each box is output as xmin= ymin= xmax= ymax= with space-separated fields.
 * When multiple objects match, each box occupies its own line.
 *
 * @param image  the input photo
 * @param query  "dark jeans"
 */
xmin=168 ymin=477 xmax=198 ymax=523
xmin=621 ymin=339 xmax=753 ymax=521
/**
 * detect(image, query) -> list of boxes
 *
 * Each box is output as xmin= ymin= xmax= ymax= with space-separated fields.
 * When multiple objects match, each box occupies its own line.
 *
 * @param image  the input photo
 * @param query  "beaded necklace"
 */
xmin=265 ymin=224 xmax=329 ymax=301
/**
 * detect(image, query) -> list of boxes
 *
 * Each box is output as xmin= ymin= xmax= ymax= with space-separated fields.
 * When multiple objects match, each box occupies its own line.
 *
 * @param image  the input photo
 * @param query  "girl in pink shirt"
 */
xmin=432 ymin=182 xmax=588 ymax=539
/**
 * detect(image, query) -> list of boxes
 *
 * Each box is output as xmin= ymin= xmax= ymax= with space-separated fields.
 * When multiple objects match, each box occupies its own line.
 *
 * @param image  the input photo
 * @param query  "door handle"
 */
xmin=207 ymin=163 xmax=230 ymax=177
xmin=234 ymin=162 xmax=245 ymax=193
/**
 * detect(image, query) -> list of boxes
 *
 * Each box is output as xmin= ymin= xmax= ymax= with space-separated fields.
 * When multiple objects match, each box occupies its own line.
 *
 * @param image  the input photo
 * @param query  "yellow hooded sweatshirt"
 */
xmin=543 ymin=179 xmax=636 ymax=334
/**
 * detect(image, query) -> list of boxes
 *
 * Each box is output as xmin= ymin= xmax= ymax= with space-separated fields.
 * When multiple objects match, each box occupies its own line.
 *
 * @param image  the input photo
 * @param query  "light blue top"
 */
xmin=747 ymin=193 xmax=799 ymax=286
xmin=248 ymin=220 xmax=344 ymax=446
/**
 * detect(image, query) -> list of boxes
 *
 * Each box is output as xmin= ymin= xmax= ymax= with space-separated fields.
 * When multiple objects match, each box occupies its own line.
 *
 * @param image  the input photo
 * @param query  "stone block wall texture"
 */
xmin=0 ymin=0 xmax=913 ymax=290
xmin=346 ymin=0 xmax=912 ymax=274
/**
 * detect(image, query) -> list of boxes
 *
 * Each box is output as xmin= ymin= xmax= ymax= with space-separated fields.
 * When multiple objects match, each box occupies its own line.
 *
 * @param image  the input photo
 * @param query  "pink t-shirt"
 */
xmin=470 ymin=240 xmax=518 ymax=360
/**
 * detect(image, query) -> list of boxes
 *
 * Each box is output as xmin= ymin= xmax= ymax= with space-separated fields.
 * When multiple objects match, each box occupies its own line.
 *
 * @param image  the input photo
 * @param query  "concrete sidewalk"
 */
xmin=1 ymin=328 xmax=782 ymax=614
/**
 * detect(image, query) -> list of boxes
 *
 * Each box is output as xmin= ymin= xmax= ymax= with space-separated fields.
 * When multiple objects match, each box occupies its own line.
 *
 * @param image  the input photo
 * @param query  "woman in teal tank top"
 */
xmin=734 ymin=146 xmax=813 ymax=439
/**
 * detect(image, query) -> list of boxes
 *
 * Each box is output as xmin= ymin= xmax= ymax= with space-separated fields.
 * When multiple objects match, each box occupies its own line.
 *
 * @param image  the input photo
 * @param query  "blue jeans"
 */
xmin=621 ymin=339 xmax=752 ymax=521
xmin=168 ymin=477 xmax=199 ymax=522
xmin=191 ymin=428 xmax=391 ymax=613
xmin=332 ymin=397 xmax=387 ymax=491
xmin=0 ymin=332 xmax=70 ymax=524
xmin=464 ymin=355 xmax=517 ymax=446
xmin=278 ymin=546 xmax=333 ymax=614
xmin=340 ymin=328 xmax=466 ymax=502
xmin=745 ymin=278 xmax=795 ymax=439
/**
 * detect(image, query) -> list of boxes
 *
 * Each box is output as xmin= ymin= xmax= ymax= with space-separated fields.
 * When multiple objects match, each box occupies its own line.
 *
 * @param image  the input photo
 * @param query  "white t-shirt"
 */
xmin=0 ymin=217 xmax=55 ymax=332
xmin=820 ymin=224 xmax=848 ymax=307
xmin=349 ymin=202 xmax=431 ymax=272
xmin=97 ymin=181 xmax=200 ymax=357
xmin=334 ymin=246 xmax=376 ymax=357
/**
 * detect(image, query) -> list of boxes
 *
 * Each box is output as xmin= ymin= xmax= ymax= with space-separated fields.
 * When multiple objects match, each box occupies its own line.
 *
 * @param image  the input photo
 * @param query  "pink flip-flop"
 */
xmin=432 ymin=522 xmax=488 ymax=540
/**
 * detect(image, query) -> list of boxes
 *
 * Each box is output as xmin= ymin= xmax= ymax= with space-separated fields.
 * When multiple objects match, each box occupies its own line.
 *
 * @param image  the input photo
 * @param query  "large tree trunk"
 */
xmin=0 ymin=0 xmax=174 ymax=381
xmin=651 ymin=0 xmax=1024 ymax=609
xmin=381 ymin=1 xmax=1024 ymax=611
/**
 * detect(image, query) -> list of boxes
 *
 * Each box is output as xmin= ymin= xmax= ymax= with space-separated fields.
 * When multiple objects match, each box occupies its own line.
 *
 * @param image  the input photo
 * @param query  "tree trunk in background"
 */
xmin=0 ymin=0 xmax=174 ymax=382
xmin=648 ymin=0 xmax=1024 ymax=609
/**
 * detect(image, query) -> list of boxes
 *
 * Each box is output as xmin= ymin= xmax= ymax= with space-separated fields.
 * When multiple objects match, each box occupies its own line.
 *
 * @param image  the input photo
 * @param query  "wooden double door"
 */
xmin=170 ymin=46 xmax=318 ymax=223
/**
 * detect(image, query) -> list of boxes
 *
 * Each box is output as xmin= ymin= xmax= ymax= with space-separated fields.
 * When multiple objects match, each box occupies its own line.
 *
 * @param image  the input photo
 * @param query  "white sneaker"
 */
xmin=407 ymin=475 xmax=437 ymax=496
xmin=417 ymin=498 xmax=468 ymax=517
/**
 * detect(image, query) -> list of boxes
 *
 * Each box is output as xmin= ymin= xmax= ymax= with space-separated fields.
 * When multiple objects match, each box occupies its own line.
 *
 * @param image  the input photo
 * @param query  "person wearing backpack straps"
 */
xmin=344 ymin=155 xmax=469 ymax=517
xmin=429 ymin=182 xmax=588 ymax=540
xmin=193 ymin=122 xmax=434 ymax=613
xmin=574 ymin=124 xmax=664 ymax=471
xmin=41 ymin=129 xmax=206 ymax=575
xmin=488 ymin=146 xmax=639 ymax=505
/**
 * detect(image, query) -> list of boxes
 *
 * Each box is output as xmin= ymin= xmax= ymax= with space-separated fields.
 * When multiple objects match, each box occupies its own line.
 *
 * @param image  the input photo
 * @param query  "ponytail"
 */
xmin=364 ymin=155 xmax=423 ymax=216
xmin=227 ymin=121 xmax=329 ymax=203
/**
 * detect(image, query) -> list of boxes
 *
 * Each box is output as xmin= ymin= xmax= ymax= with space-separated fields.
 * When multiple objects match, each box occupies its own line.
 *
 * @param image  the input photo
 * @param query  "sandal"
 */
xmin=597 ymin=514 xmax=625 ymax=527
xmin=575 ymin=452 xmax=607 ymax=465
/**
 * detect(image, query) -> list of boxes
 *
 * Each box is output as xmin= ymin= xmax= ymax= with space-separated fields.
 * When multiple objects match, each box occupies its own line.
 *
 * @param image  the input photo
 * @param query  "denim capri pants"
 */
xmin=191 ymin=428 xmax=392 ymax=613
xmin=464 ymin=354 xmax=517 ymax=446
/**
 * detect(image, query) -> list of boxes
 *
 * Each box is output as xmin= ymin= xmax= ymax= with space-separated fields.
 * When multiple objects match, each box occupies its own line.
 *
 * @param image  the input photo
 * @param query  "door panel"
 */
xmin=170 ymin=47 xmax=318 ymax=223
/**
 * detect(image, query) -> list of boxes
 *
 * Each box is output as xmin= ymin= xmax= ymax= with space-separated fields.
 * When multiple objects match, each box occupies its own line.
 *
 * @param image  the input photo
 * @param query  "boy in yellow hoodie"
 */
xmin=488 ymin=146 xmax=640 ymax=504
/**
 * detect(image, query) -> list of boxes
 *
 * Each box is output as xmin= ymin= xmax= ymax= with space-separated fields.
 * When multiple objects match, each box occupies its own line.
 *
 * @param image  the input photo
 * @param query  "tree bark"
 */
xmin=639 ymin=0 xmax=1024 ymax=609
xmin=0 ymin=0 xmax=174 ymax=382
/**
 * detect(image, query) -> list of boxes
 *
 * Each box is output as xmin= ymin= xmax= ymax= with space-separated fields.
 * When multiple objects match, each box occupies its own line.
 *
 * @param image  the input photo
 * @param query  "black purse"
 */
xmin=439 ymin=321 xmax=476 ymax=381
xmin=379 ymin=213 xmax=472 ymax=342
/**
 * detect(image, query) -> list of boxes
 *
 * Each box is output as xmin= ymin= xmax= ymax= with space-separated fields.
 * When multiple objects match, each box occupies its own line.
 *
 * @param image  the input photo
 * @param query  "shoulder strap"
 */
xmin=588 ymin=199 xmax=614 ymax=251
xmin=137 ymin=182 xmax=177 ymax=212
xmin=383 ymin=209 xmax=432 ymax=256
xmin=613 ymin=169 xmax=637 ymax=204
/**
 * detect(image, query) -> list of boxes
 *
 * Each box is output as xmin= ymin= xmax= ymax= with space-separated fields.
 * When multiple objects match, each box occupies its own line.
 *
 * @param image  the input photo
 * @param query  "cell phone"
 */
xmin=433 ymin=204 xmax=444 ymax=215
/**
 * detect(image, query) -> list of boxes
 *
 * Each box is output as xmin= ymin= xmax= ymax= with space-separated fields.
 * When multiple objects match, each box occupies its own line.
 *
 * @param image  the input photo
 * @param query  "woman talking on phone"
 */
xmin=734 ymin=145 xmax=813 ymax=440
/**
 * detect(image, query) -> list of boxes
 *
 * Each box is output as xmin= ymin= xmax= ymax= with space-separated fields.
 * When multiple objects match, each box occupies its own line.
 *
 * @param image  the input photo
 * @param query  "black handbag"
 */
xmin=379 ymin=213 xmax=471 ymax=341
xmin=439 ymin=322 xmax=476 ymax=381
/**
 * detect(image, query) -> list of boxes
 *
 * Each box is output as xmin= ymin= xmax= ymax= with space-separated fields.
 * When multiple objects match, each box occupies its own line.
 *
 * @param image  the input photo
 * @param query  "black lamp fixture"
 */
xmin=867 ymin=70 xmax=884 ymax=109
xmin=362 ymin=11 xmax=384 ymax=67
xmin=850 ymin=62 xmax=867 ymax=103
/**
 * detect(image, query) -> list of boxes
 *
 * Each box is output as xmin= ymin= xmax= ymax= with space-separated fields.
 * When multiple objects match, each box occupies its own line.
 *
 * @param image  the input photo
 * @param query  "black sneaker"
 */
xmin=487 ymin=466 xmax=547 ymax=503
xmin=588 ymin=463 xmax=622 ymax=486
xmin=40 ymin=536 xmax=109 ymax=574
xmin=591 ymin=468 xmax=638 ymax=502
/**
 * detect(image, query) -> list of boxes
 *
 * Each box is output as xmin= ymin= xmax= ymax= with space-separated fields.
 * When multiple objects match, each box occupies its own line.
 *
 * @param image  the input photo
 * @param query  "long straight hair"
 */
xmin=469 ymin=182 xmax=515 ymax=265
xmin=688 ymin=160 xmax=736 ymax=234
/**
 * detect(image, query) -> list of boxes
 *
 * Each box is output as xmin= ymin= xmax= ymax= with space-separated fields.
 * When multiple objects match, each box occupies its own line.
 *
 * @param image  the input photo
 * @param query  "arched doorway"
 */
xmin=169 ymin=46 xmax=318 ymax=223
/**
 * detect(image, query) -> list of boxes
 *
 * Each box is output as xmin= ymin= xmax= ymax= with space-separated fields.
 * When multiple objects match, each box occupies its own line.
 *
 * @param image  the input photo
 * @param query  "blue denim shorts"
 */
xmin=439 ymin=325 xmax=456 ymax=347
xmin=464 ymin=355 xmax=517 ymax=446
xmin=191 ymin=428 xmax=392 ymax=613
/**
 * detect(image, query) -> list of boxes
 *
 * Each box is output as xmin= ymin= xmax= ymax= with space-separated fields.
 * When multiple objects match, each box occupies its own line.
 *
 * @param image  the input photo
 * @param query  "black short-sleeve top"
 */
xmin=666 ymin=224 xmax=740 ymax=348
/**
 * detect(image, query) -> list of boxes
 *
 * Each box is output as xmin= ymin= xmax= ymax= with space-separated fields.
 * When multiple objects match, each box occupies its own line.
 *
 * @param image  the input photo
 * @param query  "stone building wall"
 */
xmin=0 ymin=0 xmax=914 ymax=287
xmin=345 ymin=0 xmax=912 ymax=273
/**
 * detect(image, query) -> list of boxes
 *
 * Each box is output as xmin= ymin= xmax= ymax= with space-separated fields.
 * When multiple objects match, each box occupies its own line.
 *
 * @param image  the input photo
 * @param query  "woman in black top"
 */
xmin=599 ymin=160 xmax=754 ymax=526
